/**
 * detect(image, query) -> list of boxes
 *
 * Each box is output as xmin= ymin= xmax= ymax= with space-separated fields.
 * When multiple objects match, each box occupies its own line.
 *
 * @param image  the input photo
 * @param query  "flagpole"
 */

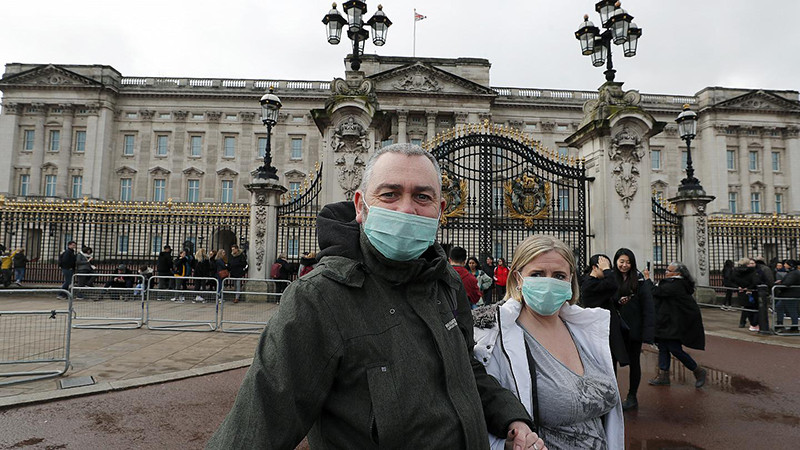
xmin=413 ymin=8 xmax=417 ymax=57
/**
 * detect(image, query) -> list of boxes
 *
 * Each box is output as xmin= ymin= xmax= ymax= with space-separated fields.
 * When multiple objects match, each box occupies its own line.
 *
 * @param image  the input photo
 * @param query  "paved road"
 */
xmin=1 ymin=333 xmax=798 ymax=449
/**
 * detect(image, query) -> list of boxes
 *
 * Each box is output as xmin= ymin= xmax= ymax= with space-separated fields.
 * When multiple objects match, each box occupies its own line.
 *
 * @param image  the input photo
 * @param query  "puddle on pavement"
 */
xmin=629 ymin=439 xmax=703 ymax=450
xmin=642 ymin=351 xmax=769 ymax=395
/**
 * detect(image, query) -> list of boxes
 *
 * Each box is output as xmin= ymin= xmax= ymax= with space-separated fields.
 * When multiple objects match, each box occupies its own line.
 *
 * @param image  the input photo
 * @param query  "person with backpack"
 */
xmin=271 ymin=254 xmax=290 ymax=293
xmin=57 ymin=241 xmax=78 ymax=299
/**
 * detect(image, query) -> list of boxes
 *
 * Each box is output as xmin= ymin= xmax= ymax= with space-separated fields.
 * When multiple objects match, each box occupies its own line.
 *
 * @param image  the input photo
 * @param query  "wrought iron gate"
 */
xmin=651 ymin=196 xmax=683 ymax=280
xmin=427 ymin=123 xmax=589 ymax=266
xmin=276 ymin=162 xmax=323 ymax=271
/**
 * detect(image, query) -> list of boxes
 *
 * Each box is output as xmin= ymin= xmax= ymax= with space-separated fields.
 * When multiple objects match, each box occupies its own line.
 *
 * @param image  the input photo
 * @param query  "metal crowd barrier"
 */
xmin=71 ymin=274 xmax=146 ymax=329
xmin=146 ymin=276 xmax=219 ymax=332
xmin=219 ymin=278 xmax=288 ymax=333
xmin=0 ymin=289 xmax=73 ymax=386
xmin=772 ymin=284 xmax=800 ymax=336
xmin=695 ymin=285 xmax=760 ymax=313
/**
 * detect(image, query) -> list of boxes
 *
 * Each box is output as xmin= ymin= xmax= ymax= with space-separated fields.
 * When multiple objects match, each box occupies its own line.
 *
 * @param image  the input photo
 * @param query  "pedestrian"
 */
xmin=298 ymin=252 xmax=316 ymax=277
xmin=647 ymin=261 xmax=707 ymax=389
xmin=731 ymin=258 xmax=760 ymax=331
xmin=215 ymin=249 xmax=229 ymax=294
xmin=722 ymin=259 xmax=736 ymax=307
xmin=74 ymin=246 xmax=95 ymax=298
xmin=170 ymin=250 xmax=190 ymax=301
xmin=193 ymin=248 xmax=210 ymax=297
xmin=134 ymin=265 xmax=154 ymax=295
xmin=775 ymin=261 xmax=788 ymax=282
xmin=467 ymin=256 xmax=492 ymax=304
xmin=481 ymin=255 xmax=496 ymax=304
xmin=612 ymin=248 xmax=655 ymax=411
xmin=228 ymin=244 xmax=247 ymax=302
xmin=208 ymin=143 xmax=539 ymax=449
xmin=0 ymin=247 xmax=15 ymax=288
xmin=580 ymin=253 xmax=629 ymax=369
xmin=473 ymin=234 xmax=623 ymax=448
xmin=774 ymin=260 xmax=800 ymax=333
xmin=270 ymin=253 xmax=290 ymax=293
xmin=206 ymin=249 xmax=217 ymax=291
xmin=449 ymin=246 xmax=481 ymax=307
xmin=103 ymin=264 xmax=133 ymax=300
xmin=156 ymin=245 xmax=173 ymax=289
xmin=494 ymin=257 xmax=510 ymax=300
xmin=12 ymin=248 xmax=34 ymax=286
xmin=57 ymin=241 xmax=77 ymax=299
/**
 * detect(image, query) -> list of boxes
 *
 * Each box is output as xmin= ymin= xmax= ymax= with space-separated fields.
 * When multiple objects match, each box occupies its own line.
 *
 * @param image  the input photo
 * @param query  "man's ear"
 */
xmin=354 ymin=190 xmax=365 ymax=224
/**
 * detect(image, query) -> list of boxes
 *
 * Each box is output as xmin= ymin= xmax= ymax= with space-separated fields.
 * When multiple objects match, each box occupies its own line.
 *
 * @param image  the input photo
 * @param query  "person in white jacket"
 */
xmin=473 ymin=234 xmax=624 ymax=449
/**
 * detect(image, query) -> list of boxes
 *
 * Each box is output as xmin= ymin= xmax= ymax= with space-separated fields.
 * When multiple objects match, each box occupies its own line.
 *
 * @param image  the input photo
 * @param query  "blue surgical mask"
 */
xmin=362 ymin=203 xmax=439 ymax=261
xmin=520 ymin=276 xmax=573 ymax=316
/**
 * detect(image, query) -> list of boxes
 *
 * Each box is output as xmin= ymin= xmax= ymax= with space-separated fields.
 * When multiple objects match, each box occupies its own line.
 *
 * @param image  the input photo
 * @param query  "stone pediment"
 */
xmin=284 ymin=169 xmax=306 ymax=178
xmin=182 ymin=166 xmax=205 ymax=176
xmin=0 ymin=64 xmax=103 ymax=89
xmin=370 ymin=62 xmax=496 ymax=96
xmin=216 ymin=167 xmax=239 ymax=177
xmin=148 ymin=166 xmax=171 ymax=176
xmin=714 ymin=90 xmax=800 ymax=113
xmin=115 ymin=166 xmax=138 ymax=175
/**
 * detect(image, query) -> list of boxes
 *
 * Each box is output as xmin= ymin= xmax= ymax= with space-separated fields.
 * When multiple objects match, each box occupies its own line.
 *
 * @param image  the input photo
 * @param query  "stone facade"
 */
xmin=1 ymin=56 xmax=798 ymax=214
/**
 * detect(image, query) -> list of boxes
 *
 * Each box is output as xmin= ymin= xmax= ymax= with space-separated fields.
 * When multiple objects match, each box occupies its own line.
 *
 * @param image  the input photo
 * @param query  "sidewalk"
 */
xmin=1 ymin=291 xmax=798 ymax=409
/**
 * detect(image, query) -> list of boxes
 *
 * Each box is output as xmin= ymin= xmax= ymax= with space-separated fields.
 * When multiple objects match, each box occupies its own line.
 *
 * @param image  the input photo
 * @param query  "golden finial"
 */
xmin=0 ymin=194 xmax=5 ymax=207
xmin=483 ymin=118 xmax=490 ymax=129
xmin=167 ymin=198 xmax=174 ymax=209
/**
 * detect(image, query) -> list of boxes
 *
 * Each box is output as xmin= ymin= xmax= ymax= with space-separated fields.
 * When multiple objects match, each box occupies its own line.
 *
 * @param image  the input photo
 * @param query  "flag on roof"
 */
xmin=414 ymin=9 xmax=426 ymax=21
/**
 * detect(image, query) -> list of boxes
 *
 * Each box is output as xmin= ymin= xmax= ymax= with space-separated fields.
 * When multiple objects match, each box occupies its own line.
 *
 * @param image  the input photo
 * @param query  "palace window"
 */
xmin=187 ymin=179 xmax=200 ymax=202
xmin=750 ymin=192 xmax=761 ymax=213
xmin=118 ymin=235 xmax=129 ymax=254
xmin=681 ymin=150 xmax=688 ymax=170
xmin=71 ymin=176 xmax=82 ymax=199
xmin=651 ymin=149 xmax=661 ymax=170
xmin=221 ymin=180 xmax=234 ymax=203
xmin=410 ymin=138 xmax=422 ymax=147
xmin=224 ymin=136 xmax=236 ymax=158
xmin=653 ymin=245 xmax=663 ymax=264
xmin=151 ymin=235 xmax=162 ymax=255
xmin=153 ymin=179 xmax=166 ymax=202
xmin=257 ymin=137 xmax=267 ymax=158
xmin=772 ymin=152 xmax=781 ymax=172
xmin=75 ymin=131 xmax=86 ymax=153
xmin=728 ymin=192 xmax=737 ymax=213
xmin=120 ymin=178 xmax=132 ymax=201
xmin=44 ymin=175 xmax=57 ymax=196
xmin=726 ymin=150 xmax=736 ymax=170
xmin=291 ymin=137 xmax=303 ymax=160
xmin=123 ymin=135 xmax=135 ymax=156
xmin=49 ymin=130 xmax=60 ymax=152
xmin=289 ymin=181 xmax=301 ymax=200
xmin=156 ymin=135 xmax=168 ymax=156
xmin=23 ymin=130 xmax=35 ymax=151
xmin=558 ymin=146 xmax=569 ymax=159
xmin=288 ymin=236 xmax=300 ymax=258
xmin=748 ymin=151 xmax=759 ymax=171
xmin=19 ymin=174 xmax=30 ymax=196
xmin=558 ymin=188 xmax=570 ymax=212
xmin=775 ymin=194 xmax=783 ymax=214
xmin=190 ymin=136 xmax=203 ymax=157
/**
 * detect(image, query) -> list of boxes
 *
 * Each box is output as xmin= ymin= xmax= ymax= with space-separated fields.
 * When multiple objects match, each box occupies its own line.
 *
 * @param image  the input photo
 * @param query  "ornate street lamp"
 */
xmin=575 ymin=1 xmax=642 ymax=82
xmin=322 ymin=2 xmax=392 ymax=71
xmin=676 ymin=104 xmax=704 ymax=193
xmin=256 ymin=87 xmax=282 ymax=180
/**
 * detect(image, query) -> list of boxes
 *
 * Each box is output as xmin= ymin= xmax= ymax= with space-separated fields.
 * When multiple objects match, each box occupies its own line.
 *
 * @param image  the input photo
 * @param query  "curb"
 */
xmin=0 ymin=358 xmax=254 ymax=409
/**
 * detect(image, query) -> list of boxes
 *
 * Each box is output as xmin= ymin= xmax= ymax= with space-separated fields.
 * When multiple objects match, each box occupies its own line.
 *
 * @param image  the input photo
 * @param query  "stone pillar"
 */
xmin=785 ymin=127 xmax=800 ymax=213
xmin=426 ymin=110 xmax=437 ymax=141
xmin=396 ymin=110 xmax=408 ymax=144
xmin=57 ymin=106 xmax=74 ymax=198
xmin=0 ymin=102 xmax=22 ymax=195
xmin=30 ymin=105 xmax=46 ymax=195
xmin=671 ymin=195 xmax=715 ymax=285
xmin=245 ymin=175 xmax=287 ymax=281
xmin=566 ymin=82 xmax=665 ymax=261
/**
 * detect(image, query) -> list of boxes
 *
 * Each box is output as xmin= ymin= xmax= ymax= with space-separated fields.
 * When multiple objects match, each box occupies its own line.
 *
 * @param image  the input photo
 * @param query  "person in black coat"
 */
xmin=647 ymin=261 xmax=707 ymax=388
xmin=156 ymin=245 xmax=174 ymax=289
xmin=612 ymin=248 xmax=655 ymax=411
xmin=580 ymin=253 xmax=629 ymax=368
xmin=774 ymin=260 xmax=800 ymax=333
xmin=721 ymin=259 xmax=736 ymax=307
xmin=480 ymin=255 xmax=496 ymax=304
xmin=731 ymin=258 xmax=761 ymax=331
xmin=228 ymin=244 xmax=248 ymax=302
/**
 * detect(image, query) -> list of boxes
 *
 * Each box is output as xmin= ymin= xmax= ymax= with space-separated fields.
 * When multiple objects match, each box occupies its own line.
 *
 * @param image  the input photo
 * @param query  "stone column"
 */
xmin=426 ymin=110 xmax=437 ymax=141
xmin=396 ymin=110 xmax=408 ymax=144
xmin=566 ymin=82 xmax=665 ymax=261
xmin=786 ymin=127 xmax=800 ymax=213
xmin=245 ymin=175 xmax=287 ymax=282
xmin=0 ymin=102 xmax=22 ymax=195
xmin=57 ymin=106 xmax=74 ymax=198
xmin=30 ymin=104 xmax=46 ymax=195
xmin=670 ymin=195 xmax=715 ymax=285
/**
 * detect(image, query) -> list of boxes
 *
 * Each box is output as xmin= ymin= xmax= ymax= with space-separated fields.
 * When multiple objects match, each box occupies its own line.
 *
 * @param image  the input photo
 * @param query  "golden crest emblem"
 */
xmin=504 ymin=173 xmax=550 ymax=227
xmin=441 ymin=171 xmax=468 ymax=226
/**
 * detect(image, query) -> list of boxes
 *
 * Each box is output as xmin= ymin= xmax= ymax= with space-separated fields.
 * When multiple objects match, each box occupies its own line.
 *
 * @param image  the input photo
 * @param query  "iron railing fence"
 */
xmin=651 ymin=197 xmax=683 ymax=281
xmin=276 ymin=162 xmax=323 ymax=277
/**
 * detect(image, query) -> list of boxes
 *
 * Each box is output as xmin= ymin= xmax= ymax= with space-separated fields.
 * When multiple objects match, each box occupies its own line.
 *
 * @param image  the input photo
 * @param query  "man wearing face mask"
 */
xmin=208 ymin=144 xmax=543 ymax=450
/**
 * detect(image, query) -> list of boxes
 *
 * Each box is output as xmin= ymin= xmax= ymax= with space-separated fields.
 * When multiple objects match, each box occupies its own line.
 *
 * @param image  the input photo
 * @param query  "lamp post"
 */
xmin=323 ymin=2 xmax=392 ymax=71
xmin=676 ymin=104 xmax=704 ymax=194
xmin=256 ymin=87 xmax=282 ymax=180
xmin=575 ymin=1 xmax=641 ymax=82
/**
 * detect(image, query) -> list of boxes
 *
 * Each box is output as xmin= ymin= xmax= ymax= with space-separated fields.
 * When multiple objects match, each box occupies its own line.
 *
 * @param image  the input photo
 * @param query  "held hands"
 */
xmin=505 ymin=421 xmax=547 ymax=450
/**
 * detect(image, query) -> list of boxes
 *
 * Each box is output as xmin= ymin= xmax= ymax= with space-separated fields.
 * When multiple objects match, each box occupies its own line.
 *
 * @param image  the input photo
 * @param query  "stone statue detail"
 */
xmin=393 ymin=69 xmax=441 ymax=92
xmin=253 ymin=194 xmax=269 ymax=273
xmin=608 ymin=126 xmax=644 ymax=215
xmin=696 ymin=216 xmax=708 ymax=276
xmin=331 ymin=117 xmax=370 ymax=200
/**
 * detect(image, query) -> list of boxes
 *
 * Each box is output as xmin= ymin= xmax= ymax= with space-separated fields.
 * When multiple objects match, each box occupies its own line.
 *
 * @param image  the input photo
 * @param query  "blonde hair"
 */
xmin=195 ymin=248 xmax=206 ymax=261
xmin=736 ymin=257 xmax=751 ymax=267
xmin=505 ymin=234 xmax=581 ymax=305
xmin=217 ymin=249 xmax=227 ymax=262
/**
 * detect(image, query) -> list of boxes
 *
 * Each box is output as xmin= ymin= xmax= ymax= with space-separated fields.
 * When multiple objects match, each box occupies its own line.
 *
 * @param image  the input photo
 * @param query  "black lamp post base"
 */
xmin=676 ymin=179 xmax=706 ymax=198
xmin=253 ymin=166 xmax=279 ymax=181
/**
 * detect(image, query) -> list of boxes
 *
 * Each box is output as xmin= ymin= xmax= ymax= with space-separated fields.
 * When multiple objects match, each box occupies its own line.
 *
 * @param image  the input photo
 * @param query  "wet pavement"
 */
xmin=1 ymin=291 xmax=799 ymax=449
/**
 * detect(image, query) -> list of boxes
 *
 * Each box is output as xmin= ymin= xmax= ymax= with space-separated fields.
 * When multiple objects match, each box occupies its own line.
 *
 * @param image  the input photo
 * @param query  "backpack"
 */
xmin=271 ymin=262 xmax=282 ymax=279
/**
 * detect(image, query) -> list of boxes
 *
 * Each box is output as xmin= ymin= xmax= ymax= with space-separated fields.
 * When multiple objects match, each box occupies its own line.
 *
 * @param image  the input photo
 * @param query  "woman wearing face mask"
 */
xmin=611 ymin=248 xmax=655 ymax=411
xmin=473 ymin=234 xmax=624 ymax=449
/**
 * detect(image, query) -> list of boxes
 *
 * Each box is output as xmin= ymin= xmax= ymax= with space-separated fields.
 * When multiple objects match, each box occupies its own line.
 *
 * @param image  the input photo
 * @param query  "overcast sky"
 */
xmin=3 ymin=1 xmax=798 ymax=96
